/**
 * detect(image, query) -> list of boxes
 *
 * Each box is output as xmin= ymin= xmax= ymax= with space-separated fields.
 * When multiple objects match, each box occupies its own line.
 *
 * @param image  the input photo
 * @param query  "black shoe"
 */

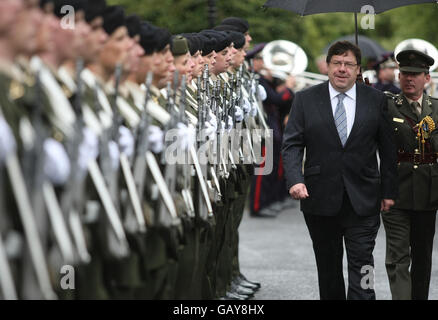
xmin=250 ymin=208 xmax=277 ymax=218
xmin=230 ymin=283 xmax=255 ymax=297
xmin=237 ymin=274 xmax=261 ymax=289
xmin=280 ymin=197 xmax=298 ymax=210
xmin=234 ymin=277 xmax=259 ymax=291
xmin=268 ymin=201 xmax=284 ymax=212
xmin=222 ymin=291 xmax=250 ymax=300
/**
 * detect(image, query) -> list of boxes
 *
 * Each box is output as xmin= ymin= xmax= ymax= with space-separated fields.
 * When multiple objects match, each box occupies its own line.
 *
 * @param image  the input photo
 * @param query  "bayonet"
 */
xmin=158 ymin=78 xmax=181 ymax=226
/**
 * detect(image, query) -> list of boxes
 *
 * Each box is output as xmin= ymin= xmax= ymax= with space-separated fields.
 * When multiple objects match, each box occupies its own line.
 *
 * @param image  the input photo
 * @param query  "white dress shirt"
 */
xmin=329 ymin=82 xmax=356 ymax=138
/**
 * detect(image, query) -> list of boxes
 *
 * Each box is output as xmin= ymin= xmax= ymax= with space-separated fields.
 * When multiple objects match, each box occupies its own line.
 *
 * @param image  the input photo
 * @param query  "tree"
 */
xmin=107 ymin=1 xmax=438 ymax=72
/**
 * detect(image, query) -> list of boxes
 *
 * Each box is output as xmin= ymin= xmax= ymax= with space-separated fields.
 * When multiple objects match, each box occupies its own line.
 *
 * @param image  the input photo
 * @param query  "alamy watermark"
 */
xmin=163 ymin=128 xmax=274 ymax=176
xmin=360 ymin=265 xmax=375 ymax=290
xmin=360 ymin=5 xmax=375 ymax=30
xmin=60 ymin=265 xmax=75 ymax=290
xmin=60 ymin=5 xmax=75 ymax=30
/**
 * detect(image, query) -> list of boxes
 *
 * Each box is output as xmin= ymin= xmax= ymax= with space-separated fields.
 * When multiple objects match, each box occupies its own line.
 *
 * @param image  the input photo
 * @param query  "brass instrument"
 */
xmin=261 ymin=40 xmax=328 ymax=91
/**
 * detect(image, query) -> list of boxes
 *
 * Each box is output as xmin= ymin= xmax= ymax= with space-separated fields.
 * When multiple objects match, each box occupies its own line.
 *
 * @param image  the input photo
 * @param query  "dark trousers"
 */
xmin=303 ymin=192 xmax=380 ymax=300
xmin=381 ymin=208 xmax=437 ymax=300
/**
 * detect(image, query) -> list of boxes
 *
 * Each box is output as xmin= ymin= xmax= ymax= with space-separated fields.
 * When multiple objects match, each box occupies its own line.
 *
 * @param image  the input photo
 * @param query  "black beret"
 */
xmin=213 ymin=24 xmax=241 ymax=33
xmin=155 ymin=27 xmax=172 ymax=52
xmin=396 ymin=49 xmax=434 ymax=73
xmin=200 ymin=30 xmax=231 ymax=53
xmin=126 ymin=14 xmax=141 ymax=38
xmin=102 ymin=5 xmax=126 ymax=36
xmin=85 ymin=0 xmax=107 ymax=23
xmin=197 ymin=33 xmax=217 ymax=56
xmin=224 ymin=31 xmax=245 ymax=49
xmin=139 ymin=23 xmax=171 ymax=54
xmin=139 ymin=22 xmax=158 ymax=55
xmin=220 ymin=17 xmax=249 ymax=33
xmin=182 ymin=34 xmax=203 ymax=55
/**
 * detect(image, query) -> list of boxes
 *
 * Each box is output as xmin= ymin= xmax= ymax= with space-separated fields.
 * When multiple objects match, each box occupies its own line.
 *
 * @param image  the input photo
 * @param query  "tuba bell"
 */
xmin=261 ymin=40 xmax=328 ymax=91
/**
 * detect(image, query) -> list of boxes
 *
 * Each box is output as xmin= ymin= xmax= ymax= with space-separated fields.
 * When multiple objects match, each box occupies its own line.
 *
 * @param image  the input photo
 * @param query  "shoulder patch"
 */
xmin=385 ymin=92 xmax=404 ymax=106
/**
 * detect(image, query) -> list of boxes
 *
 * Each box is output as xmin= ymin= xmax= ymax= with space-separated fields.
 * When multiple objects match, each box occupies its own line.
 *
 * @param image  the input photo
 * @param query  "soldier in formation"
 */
xmin=0 ymin=0 xmax=269 ymax=300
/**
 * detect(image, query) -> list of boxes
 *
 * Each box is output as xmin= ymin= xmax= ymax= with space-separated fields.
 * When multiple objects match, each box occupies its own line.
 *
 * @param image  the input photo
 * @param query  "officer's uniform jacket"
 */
xmin=387 ymin=92 xmax=438 ymax=211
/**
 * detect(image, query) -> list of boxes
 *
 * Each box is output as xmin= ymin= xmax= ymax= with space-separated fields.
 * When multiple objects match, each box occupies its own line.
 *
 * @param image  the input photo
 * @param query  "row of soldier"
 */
xmin=0 ymin=0 xmax=270 ymax=300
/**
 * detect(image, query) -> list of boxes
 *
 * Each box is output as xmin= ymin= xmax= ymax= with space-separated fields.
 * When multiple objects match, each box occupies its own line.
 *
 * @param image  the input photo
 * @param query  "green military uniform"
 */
xmin=1 ymin=57 xmax=71 ymax=300
xmin=138 ymin=85 xmax=183 ymax=300
xmin=0 ymin=63 xmax=32 ymax=300
xmin=383 ymin=49 xmax=438 ymax=300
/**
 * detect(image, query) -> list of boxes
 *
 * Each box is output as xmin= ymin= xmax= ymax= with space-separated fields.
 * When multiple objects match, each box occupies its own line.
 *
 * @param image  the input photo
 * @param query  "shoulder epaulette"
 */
xmin=385 ymin=91 xmax=403 ymax=105
xmin=384 ymin=91 xmax=397 ymax=99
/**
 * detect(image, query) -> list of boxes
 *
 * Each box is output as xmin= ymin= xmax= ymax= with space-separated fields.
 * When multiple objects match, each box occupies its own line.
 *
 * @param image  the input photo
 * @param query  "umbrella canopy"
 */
xmin=263 ymin=0 xmax=438 ymax=15
xmin=323 ymin=35 xmax=387 ymax=60
xmin=263 ymin=0 xmax=437 ymax=45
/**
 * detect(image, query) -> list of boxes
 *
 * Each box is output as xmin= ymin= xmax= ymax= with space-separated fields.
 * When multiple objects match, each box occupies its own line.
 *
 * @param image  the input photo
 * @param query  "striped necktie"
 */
xmin=335 ymin=93 xmax=347 ymax=146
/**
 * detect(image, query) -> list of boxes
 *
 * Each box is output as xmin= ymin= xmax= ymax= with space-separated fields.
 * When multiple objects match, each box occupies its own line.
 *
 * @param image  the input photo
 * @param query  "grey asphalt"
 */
xmin=238 ymin=201 xmax=438 ymax=300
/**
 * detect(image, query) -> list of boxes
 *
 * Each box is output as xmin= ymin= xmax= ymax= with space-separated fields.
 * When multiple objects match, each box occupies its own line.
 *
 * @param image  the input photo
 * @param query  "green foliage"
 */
xmin=107 ymin=0 xmax=438 ymax=72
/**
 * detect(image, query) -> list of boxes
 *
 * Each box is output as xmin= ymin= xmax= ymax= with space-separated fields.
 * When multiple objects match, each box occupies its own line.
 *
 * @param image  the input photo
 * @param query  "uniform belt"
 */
xmin=397 ymin=152 xmax=438 ymax=165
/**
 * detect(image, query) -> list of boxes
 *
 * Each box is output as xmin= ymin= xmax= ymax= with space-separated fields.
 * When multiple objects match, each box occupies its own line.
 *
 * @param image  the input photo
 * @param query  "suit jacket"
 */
xmin=281 ymin=81 xmax=398 ymax=216
xmin=387 ymin=93 xmax=438 ymax=210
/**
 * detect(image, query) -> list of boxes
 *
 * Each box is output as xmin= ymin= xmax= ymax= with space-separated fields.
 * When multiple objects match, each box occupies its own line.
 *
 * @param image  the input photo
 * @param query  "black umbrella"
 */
xmin=323 ymin=35 xmax=387 ymax=60
xmin=263 ymin=0 xmax=437 ymax=44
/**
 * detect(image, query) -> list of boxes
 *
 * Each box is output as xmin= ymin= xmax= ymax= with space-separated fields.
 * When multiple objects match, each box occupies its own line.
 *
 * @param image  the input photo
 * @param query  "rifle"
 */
xmin=106 ymin=65 xmax=148 ymax=235
xmin=89 ymin=65 xmax=129 ymax=258
xmin=226 ymin=74 xmax=238 ymax=172
xmin=201 ymin=65 xmax=215 ymax=216
xmin=107 ymin=63 xmax=146 ymax=234
xmin=0 ymin=148 xmax=18 ymax=300
xmin=237 ymin=64 xmax=257 ymax=165
xmin=208 ymin=80 xmax=222 ymax=199
xmin=5 ymin=73 xmax=56 ymax=299
xmin=215 ymin=79 xmax=222 ymax=177
xmin=158 ymin=75 xmax=181 ymax=226
xmin=128 ymin=72 xmax=153 ymax=228
xmin=178 ymin=76 xmax=195 ymax=217
xmin=193 ymin=74 xmax=213 ymax=218
xmin=60 ymin=58 xmax=93 ymax=264
xmin=219 ymin=84 xmax=230 ymax=178
xmin=0 ymin=227 xmax=17 ymax=300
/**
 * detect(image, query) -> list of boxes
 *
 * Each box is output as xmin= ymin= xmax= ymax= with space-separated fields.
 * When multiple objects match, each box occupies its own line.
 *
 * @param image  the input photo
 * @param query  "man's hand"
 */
xmin=381 ymin=199 xmax=395 ymax=212
xmin=289 ymin=183 xmax=309 ymax=200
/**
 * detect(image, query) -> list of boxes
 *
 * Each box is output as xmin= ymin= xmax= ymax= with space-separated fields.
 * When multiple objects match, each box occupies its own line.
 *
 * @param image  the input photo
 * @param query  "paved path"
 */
xmin=238 ymin=201 xmax=438 ymax=300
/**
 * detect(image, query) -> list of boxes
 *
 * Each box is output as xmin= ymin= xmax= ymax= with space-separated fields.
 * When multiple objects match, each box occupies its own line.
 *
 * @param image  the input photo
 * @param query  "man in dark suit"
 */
xmin=281 ymin=41 xmax=398 ymax=300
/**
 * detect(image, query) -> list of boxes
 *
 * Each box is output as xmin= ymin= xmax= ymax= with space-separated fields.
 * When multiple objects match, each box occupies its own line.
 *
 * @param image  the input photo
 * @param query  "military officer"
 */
xmin=373 ymin=52 xmax=401 ymax=95
xmin=383 ymin=49 xmax=438 ymax=300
